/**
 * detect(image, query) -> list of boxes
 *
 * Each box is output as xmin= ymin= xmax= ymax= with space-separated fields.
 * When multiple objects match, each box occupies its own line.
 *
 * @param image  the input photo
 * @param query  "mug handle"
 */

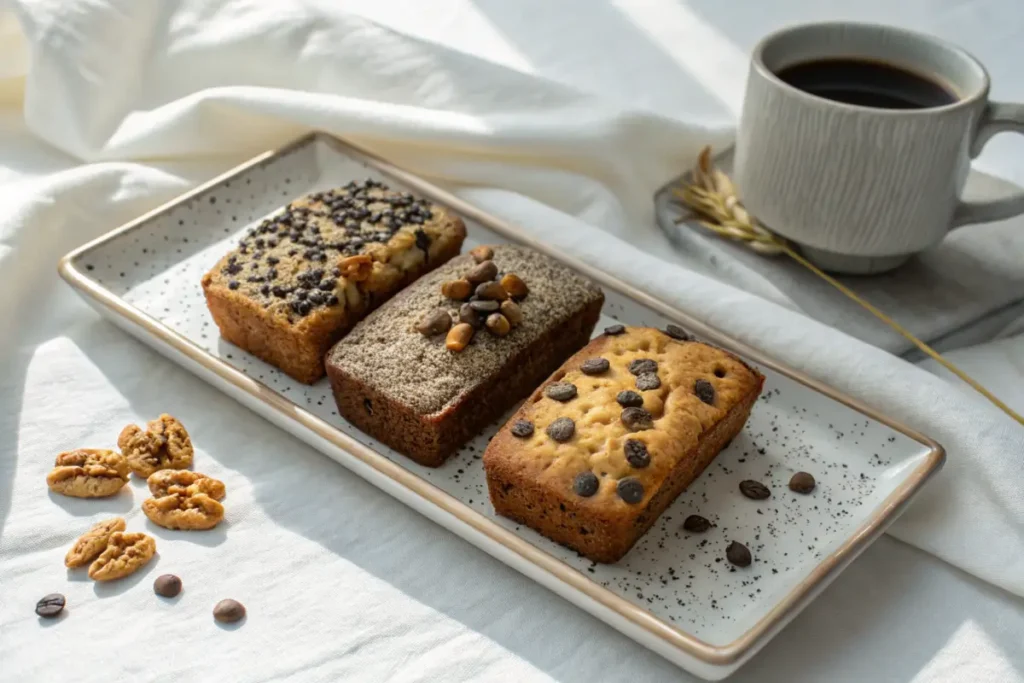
xmin=952 ymin=101 xmax=1024 ymax=227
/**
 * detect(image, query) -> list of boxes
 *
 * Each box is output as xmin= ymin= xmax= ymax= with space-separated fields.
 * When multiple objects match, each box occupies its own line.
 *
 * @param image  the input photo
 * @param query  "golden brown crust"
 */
xmin=88 ymin=532 xmax=156 ymax=581
xmin=118 ymin=414 xmax=194 ymax=478
xmin=201 ymin=184 xmax=468 ymax=384
xmin=65 ymin=517 xmax=127 ymax=568
xmin=46 ymin=449 xmax=130 ymax=498
xmin=484 ymin=327 xmax=764 ymax=563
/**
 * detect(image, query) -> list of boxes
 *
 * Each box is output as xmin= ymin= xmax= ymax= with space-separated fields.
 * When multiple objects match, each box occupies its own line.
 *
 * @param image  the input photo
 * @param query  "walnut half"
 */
xmin=46 ymin=449 xmax=130 ymax=498
xmin=147 ymin=470 xmax=225 ymax=500
xmin=118 ymin=414 xmax=194 ymax=478
xmin=65 ymin=517 xmax=127 ymax=568
xmin=142 ymin=485 xmax=224 ymax=531
xmin=88 ymin=532 xmax=156 ymax=581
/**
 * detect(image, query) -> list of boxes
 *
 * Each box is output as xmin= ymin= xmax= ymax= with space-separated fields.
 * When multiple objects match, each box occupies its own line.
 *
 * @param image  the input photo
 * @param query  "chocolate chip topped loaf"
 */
xmin=326 ymin=244 xmax=604 ymax=466
xmin=201 ymin=180 xmax=467 ymax=383
xmin=484 ymin=326 xmax=764 ymax=563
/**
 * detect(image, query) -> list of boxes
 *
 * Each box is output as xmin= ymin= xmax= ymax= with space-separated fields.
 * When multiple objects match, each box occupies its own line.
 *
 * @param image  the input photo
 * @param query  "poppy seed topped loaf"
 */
xmin=325 ymin=245 xmax=604 ymax=466
xmin=484 ymin=327 xmax=764 ymax=563
xmin=201 ymin=180 xmax=466 ymax=383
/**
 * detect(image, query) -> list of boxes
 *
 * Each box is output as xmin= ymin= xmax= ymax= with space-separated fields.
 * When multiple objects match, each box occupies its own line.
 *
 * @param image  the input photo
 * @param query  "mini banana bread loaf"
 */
xmin=484 ymin=326 xmax=764 ymax=563
xmin=201 ymin=180 xmax=466 ymax=383
xmin=326 ymin=245 xmax=604 ymax=467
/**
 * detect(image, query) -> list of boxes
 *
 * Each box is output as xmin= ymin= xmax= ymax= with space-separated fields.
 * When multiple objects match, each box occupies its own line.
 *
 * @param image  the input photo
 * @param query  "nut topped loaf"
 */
xmin=326 ymin=244 xmax=604 ymax=467
xmin=484 ymin=326 xmax=764 ymax=563
xmin=201 ymin=180 xmax=467 ymax=383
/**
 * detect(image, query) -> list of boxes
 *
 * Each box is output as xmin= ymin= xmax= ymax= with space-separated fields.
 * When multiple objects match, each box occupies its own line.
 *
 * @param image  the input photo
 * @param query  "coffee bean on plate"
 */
xmin=416 ymin=308 xmax=452 ymax=337
xmin=544 ymin=382 xmax=577 ymax=402
xmin=469 ymin=299 xmax=500 ymax=313
xmin=603 ymin=324 xmax=625 ymax=335
xmin=465 ymin=260 xmax=498 ymax=284
xmin=485 ymin=313 xmax=511 ymax=337
xmin=459 ymin=303 xmax=483 ymax=328
xmin=739 ymin=480 xmax=771 ymax=500
xmin=511 ymin=419 xmax=534 ymax=438
xmin=620 ymin=406 xmax=653 ymax=431
xmin=213 ymin=599 xmax=246 ymax=623
xmin=623 ymin=439 xmax=650 ymax=468
xmin=580 ymin=358 xmax=609 ymax=375
xmin=499 ymin=300 xmax=523 ymax=326
xmin=446 ymin=323 xmax=475 ymax=352
xmin=726 ymin=541 xmax=752 ymax=567
xmin=440 ymin=279 xmax=472 ymax=300
xmin=616 ymin=390 xmax=644 ymax=408
xmin=500 ymin=273 xmax=529 ymax=299
xmin=154 ymin=574 xmax=182 ymax=598
xmin=665 ymin=324 xmax=691 ymax=341
xmin=683 ymin=515 xmax=711 ymax=533
xmin=35 ymin=593 xmax=65 ymax=618
xmin=475 ymin=281 xmax=508 ymax=301
xmin=616 ymin=477 xmax=645 ymax=504
xmin=546 ymin=417 xmax=575 ymax=442
xmin=573 ymin=471 xmax=599 ymax=497
xmin=694 ymin=379 xmax=715 ymax=405
xmin=469 ymin=245 xmax=494 ymax=263
xmin=789 ymin=471 xmax=816 ymax=494
xmin=635 ymin=373 xmax=660 ymax=391
xmin=628 ymin=359 xmax=658 ymax=376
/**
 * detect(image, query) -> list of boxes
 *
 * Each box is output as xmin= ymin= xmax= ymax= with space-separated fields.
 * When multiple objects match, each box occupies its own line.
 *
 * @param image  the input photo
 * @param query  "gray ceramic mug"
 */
xmin=734 ymin=22 xmax=1024 ymax=274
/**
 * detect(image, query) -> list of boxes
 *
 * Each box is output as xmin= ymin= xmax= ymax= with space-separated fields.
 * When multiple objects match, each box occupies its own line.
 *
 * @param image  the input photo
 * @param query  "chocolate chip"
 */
xmin=580 ymin=358 xmax=609 ymax=375
xmin=332 ymin=267 xmax=342 ymax=277
xmin=511 ymin=419 xmax=534 ymax=438
xmin=726 ymin=541 xmax=752 ymax=567
xmin=616 ymin=477 xmax=644 ymax=504
xmin=272 ymin=285 xmax=288 ymax=297
xmin=573 ymin=471 xmax=599 ymax=497
xmin=665 ymin=324 xmax=691 ymax=341
xmin=628 ymin=359 xmax=657 ymax=376
xmin=620 ymin=406 xmax=653 ymax=431
xmin=307 ymin=291 xmax=325 ymax=305
xmin=789 ymin=472 xmax=816 ymax=494
xmin=415 ymin=229 xmax=430 ymax=255
xmin=469 ymin=299 xmax=499 ymax=313
xmin=546 ymin=417 xmax=575 ymax=442
xmin=291 ymin=300 xmax=312 ymax=316
xmin=294 ymin=288 xmax=307 ymax=300
xmin=35 ymin=593 xmax=65 ymax=618
xmin=544 ymin=382 xmax=577 ymax=402
xmin=266 ymin=269 xmax=277 ymax=280
xmin=213 ymin=599 xmax=246 ymax=623
xmin=326 ymin=295 xmax=339 ymax=306
xmin=223 ymin=262 xmax=242 ymax=275
xmin=318 ymin=279 xmax=336 ymax=291
xmin=623 ymin=439 xmax=650 ymax=468
xmin=416 ymin=308 xmax=453 ymax=337
xmin=465 ymin=260 xmax=498 ymax=284
xmin=228 ymin=280 xmax=239 ymax=290
xmin=694 ymin=379 xmax=715 ymax=405
xmin=739 ymin=480 xmax=771 ymax=500
xmin=260 ymin=284 xmax=270 ymax=296
xmin=683 ymin=515 xmax=711 ymax=533
xmin=616 ymin=390 xmax=644 ymax=408
xmin=154 ymin=574 xmax=182 ymax=598
xmin=266 ymin=256 xmax=279 ymax=265
xmin=603 ymin=324 xmax=625 ymax=335
xmin=635 ymin=373 xmax=660 ymax=391
xmin=459 ymin=303 xmax=483 ymax=328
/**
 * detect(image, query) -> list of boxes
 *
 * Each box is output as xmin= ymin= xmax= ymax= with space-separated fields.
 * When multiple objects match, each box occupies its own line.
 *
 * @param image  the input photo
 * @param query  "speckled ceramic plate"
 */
xmin=59 ymin=133 xmax=944 ymax=680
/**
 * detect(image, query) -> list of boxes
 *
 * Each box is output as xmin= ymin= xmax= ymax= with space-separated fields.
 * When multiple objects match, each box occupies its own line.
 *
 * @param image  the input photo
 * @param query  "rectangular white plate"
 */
xmin=59 ymin=133 xmax=943 ymax=680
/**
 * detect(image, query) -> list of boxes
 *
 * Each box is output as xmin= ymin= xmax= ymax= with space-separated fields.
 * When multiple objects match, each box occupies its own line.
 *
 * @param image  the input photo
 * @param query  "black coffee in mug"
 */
xmin=775 ymin=58 xmax=957 ymax=109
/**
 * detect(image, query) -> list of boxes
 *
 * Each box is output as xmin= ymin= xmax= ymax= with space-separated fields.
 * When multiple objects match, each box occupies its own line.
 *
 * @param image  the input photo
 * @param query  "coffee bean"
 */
xmin=499 ymin=300 xmax=523 ymax=326
xmin=469 ymin=245 xmax=494 ymax=263
xmin=35 ymin=593 xmax=65 ymax=618
xmin=465 ymin=260 xmax=498 ymax=284
xmin=623 ymin=439 xmax=650 ymax=468
xmin=683 ymin=515 xmax=711 ymax=533
xmin=628 ymin=359 xmax=658 ymax=376
xmin=621 ymin=406 xmax=653 ymax=431
xmin=459 ymin=303 xmax=483 ymax=328
xmin=544 ymin=382 xmax=577 ymax=402
xmin=616 ymin=390 xmax=644 ymax=408
xmin=441 ymin=279 xmax=472 ymax=300
xmin=726 ymin=541 xmax=752 ymax=567
xmin=500 ymin=273 xmax=529 ymax=299
xmin=739 ymin=480 xmax=771 ymax=500
xmin=475 ymin=281 xmax=508 ymax=301
xmin=511 ymin=419 xmax=534 ymax=438
xmin=416 ymin=308 xmax=453 ymax=337
xmin=469 ymin=299 xmax=500 ymax=313
xmin=665 ymin=324 xmax=691 ymax=341
xmin=213 ymin=599 xmax=246 ymax=623
xmin=154 ymin=574 xmax=182 ymax=598
xmin=789 ymin=472 xmax=816 ymax=494
xmin=486 ymin=313 xmax=511 ymax=337
xmin=446 ymin=322 xmax=475 ymax=352
xmin=580 ymin=358 xmax=609 ymax=375
xmin=573 ymin=471 xmax=599 ymax=497
xmin=694 ymin=379 xmax=715 ymax=405
xmin=616 ymin=477 xmax=644 ymax=504
xmin=546 ymin=417 xmax=575 ymax=442
xmin=635 ymin=373 xmax=661 ymax=391
xmin=603 ymin=324 xmax=625 ymax=335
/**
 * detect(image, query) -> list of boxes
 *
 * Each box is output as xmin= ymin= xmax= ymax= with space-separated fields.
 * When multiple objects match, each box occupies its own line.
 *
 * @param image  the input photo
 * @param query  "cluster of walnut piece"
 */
xmin=416 ymin=245 xmax=530 ymax=352
xmin=46 ymin=414 xmax=227 ymax=582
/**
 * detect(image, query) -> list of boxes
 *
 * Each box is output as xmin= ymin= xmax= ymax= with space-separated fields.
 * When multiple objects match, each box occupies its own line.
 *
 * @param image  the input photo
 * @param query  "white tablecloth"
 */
xmin=2 ymin=2 xmax=1023 ymax=681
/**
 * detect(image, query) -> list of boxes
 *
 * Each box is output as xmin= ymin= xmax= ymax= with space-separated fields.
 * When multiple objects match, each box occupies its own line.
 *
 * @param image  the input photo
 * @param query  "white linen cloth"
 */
xmin=1 ymin=1 xmax=1023 ymax=681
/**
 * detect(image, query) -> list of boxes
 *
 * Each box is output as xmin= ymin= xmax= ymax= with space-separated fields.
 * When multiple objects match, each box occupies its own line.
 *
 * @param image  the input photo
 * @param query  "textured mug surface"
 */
xmin=734 ymin=22 xmax=1024 ymax=274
